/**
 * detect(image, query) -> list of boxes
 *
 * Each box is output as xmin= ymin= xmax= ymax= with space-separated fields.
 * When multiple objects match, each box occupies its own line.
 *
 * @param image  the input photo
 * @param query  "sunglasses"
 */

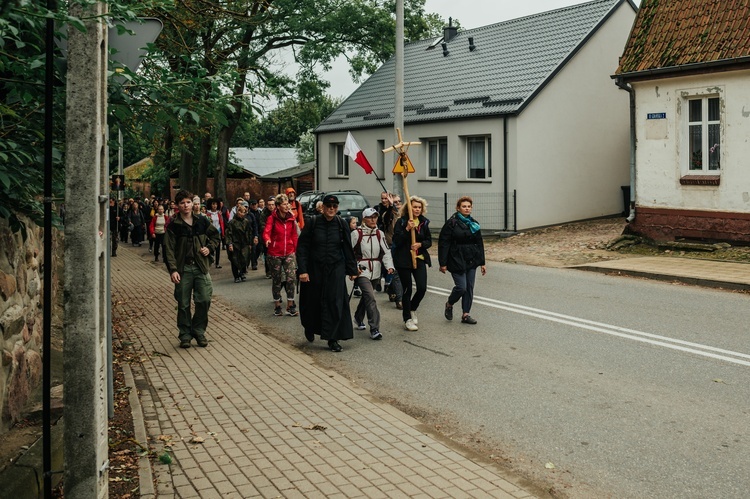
xmin=324 ymin=203 xmax=339 ymax=208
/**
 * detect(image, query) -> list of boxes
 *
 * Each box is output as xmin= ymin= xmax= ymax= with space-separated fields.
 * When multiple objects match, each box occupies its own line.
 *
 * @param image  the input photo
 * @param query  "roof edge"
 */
xmin=614 ymin=56 xmax=750 ymax=82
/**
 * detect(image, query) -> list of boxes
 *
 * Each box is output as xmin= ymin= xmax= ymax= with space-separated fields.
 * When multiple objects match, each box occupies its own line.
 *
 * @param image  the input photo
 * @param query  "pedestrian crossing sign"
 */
xmin=392 ymin=154 xmax=416 ymax=174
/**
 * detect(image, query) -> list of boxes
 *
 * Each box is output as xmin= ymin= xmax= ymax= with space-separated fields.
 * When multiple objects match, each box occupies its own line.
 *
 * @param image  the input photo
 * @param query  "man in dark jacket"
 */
xmin=164 ymin=190 xmax=221 ymax=348
xmin=296 ymin=195 xmax=358 ymax=352
xmin=259 ymin=196 xmax=275 ymax=278
xmin=247 ymin=199 xmax=261 ymax=270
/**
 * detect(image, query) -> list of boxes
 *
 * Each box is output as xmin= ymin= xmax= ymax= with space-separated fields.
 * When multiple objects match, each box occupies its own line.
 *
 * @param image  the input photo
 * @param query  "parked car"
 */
xmin=301 ymin=190 xmax=371 ymax=224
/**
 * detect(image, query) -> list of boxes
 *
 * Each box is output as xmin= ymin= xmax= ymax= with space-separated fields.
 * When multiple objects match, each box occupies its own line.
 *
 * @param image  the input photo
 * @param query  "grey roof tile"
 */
xmin=316 ymin=0 xmax=624 ymax=133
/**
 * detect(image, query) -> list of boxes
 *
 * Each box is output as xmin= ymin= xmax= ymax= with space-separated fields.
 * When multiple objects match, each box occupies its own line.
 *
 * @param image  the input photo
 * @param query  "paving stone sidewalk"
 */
xmin=112 ymin=246 xmax=539 ymax=499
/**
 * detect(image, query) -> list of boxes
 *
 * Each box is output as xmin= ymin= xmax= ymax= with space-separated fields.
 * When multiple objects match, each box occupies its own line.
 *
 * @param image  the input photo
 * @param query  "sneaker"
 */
xmin=234 ymin=277 xmax=241 ymax=283
xmin=355 ymin=320 xmax=366 ymax=330
xmin=353 ymin=288 xmax=362 ymax=297
xmin=328 ymin=340 xmax=343 ymax=352
xmin=404 ymin=319 xmax=418 ymax=331
xmin=215 ymin=265 xmax=222 ymax=269
xmin=179 ymin=340 xmax=191 ymax=349
xmin=411 ymin=311 xmax=418 ymax=325
xmin=461 ymin=315 xmax=478 ymax=325
xmin=370 ymin=329 xmax=382 ymax=340
xmin=148 ymin=248 xmax=152 ymax=253
xmin=274 ymin=306 xmax=283 ymax=316
xmin=265 ymin=275 xmax=272 ymax=279
xmin=287 ymin=304 xmax=299 ymax=316
xmin=196 ymin=337 xmax=208 ymax=347
xmin=240 ymin=275 xmax=246 ymax=281
xmin=445 ymin=302 xmax=453 ymax=321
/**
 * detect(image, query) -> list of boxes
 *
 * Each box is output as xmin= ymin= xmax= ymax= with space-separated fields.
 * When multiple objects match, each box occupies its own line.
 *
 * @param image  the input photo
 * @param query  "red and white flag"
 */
xmin=344 ymin=132 xmax=374 ymax=174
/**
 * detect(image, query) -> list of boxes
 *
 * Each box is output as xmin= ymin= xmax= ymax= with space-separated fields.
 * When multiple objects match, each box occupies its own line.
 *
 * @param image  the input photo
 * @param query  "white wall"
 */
xmin=514 ymin=2 xmax=634 ymax=229
xmin=633 ymin=69 xmax=750 ymax=213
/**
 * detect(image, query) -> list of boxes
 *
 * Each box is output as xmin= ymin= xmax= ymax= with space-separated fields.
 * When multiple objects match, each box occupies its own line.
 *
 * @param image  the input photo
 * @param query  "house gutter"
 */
xmin=614 ymin=76 xmax=636 ymax=222
xmin=314 ymin=132 xmax=320 ymax=191
xmin=503 ymin=116 xmax=509 ymax=230
xmin=615 ymin=56 xmax=750 ymax=82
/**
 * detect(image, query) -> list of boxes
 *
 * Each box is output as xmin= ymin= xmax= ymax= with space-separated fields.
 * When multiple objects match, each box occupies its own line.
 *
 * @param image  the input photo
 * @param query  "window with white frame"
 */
xmin=467 ymin=136 xmax=491 ymax=179
xmin=331 ymin=143 xmax=349 ymax=177
xmin=426 ymin=138 xmax=448 ymax=179
xmin=687 ymin=96 xmax=720 ymax=172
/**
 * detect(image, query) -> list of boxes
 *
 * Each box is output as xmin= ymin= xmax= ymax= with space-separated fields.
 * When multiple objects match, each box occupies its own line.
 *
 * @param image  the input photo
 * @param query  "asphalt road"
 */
xmin=212 ymin=261 xmax=750 ymax=498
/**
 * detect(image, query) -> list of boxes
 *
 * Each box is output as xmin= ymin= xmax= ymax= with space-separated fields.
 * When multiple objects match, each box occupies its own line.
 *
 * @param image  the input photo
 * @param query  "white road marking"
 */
xmin=427 ymin=285 xmax=750 ymax=367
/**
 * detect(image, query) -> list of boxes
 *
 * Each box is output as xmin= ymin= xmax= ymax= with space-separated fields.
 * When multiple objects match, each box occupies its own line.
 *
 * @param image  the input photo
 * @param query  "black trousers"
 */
xmin=396 ymin=260 xmax=428 ymax=322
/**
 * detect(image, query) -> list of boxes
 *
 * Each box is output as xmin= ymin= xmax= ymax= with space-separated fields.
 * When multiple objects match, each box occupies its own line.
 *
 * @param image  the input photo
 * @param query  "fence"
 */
xmin=416 ymin=191 xmax=516 ymax=234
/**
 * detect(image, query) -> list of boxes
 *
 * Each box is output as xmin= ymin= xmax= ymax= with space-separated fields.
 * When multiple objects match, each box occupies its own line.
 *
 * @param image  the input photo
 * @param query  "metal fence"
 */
xmin=417 ymin=191 xmax=516 ymax=234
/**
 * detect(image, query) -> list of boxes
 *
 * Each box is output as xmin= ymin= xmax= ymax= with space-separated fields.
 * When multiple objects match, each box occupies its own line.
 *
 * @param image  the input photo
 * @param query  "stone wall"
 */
xmin=0 ymin=215 xmax=59 ymax=434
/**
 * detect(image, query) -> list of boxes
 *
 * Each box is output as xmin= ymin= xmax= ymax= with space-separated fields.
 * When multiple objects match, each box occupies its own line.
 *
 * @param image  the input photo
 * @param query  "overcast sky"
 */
xmin=322 ymin=0 xmax=640 ymax=99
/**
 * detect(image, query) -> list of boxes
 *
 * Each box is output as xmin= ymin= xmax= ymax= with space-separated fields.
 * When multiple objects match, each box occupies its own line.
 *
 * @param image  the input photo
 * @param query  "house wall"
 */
xmin=628 ymin=70 xmax=750 ymax=242
xmin=316 ymin=117 xmax=507 ymax=230
xmin=514 ymin=1 xmax=633 ymax=229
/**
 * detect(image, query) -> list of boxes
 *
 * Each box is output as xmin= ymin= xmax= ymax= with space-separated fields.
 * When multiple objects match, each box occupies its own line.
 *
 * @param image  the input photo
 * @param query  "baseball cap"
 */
xmin=322 ymin=194 xmax=339 ymax=205
xmin=362 ymin=207 xmax=378 ymax=218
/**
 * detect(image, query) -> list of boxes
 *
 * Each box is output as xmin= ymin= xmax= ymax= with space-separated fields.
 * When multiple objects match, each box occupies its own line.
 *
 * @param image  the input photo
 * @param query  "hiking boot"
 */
xmin=196 ymin=337 xmax=208 ymax=347
xmin=370 ymin=329 xmax=382 ymax=340
xmin=179 ymin=340 xmax=191 ymax=349
xmin=287 ymin=304 xmax=299 ymax=316
xmin=461 ymin=315 xmax=477 ymax=325
xmin=404 ymin=319 xmax=418 ymax=331
xmin=274 ymin=306 xmax=283 ymax=316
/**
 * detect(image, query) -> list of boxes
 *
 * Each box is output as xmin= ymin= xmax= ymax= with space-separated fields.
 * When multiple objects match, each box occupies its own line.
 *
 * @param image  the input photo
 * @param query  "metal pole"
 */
xmin=393 ymin=0 xmax=404 ymax=199
xmin=43 ymin=0 xmax=56 ymax=495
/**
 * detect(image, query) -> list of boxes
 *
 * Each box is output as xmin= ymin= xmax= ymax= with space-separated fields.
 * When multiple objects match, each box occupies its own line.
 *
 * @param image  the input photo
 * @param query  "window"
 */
xmin=687 ymin=97 xmax=720 ymax=172
xmin=467 ymin=136 xmax=491 ymax=179
xmin=427 ymin=138 xmax=448 ymax=179
xmin=331 ymin=143 xmax=349 ymax=177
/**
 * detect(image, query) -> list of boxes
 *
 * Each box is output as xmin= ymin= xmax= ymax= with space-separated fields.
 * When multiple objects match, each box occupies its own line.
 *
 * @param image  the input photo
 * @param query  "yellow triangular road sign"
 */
xmin=392 ymin=153 xmax=416 ymax=174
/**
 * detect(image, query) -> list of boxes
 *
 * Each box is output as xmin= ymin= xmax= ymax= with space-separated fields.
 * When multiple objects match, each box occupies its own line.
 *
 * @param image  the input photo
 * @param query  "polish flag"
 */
xmin=344 ymin=132 xmax=374 ymax=174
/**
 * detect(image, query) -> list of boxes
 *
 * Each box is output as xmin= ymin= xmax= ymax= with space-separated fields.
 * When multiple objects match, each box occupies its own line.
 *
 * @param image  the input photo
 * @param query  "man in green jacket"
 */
xmin=164 ymin=190 xmax=221 ymax=348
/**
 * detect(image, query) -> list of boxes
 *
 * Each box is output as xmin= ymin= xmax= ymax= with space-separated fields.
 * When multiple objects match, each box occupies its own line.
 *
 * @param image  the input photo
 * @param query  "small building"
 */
xmin=614 ymin=0 xmax=750 ymax=243
xmin=314 ymin=0 xmax=637 ymax=231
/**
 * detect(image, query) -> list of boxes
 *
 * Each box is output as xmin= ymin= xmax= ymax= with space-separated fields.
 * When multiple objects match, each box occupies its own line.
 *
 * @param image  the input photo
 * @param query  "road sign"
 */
xmin=392 ymin=154 xmax=415 ymax=174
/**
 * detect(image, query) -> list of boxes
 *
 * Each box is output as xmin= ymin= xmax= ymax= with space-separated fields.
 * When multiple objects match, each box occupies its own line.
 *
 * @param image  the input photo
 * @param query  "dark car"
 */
xmin=301 ymin=190 xmax=371 ymax=224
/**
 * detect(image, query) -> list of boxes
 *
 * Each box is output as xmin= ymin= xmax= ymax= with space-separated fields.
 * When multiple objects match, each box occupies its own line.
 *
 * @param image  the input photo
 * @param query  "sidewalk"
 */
xmin=571 ymin=256 xmax=750 ymax=290
xmin=111 ymin=246 xmax=539 ymax=499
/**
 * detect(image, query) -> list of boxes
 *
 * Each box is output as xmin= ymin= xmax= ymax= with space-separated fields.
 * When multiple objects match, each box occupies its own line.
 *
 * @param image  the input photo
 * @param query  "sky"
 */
xmin=322 ymin=0 xmax=641 ymax=99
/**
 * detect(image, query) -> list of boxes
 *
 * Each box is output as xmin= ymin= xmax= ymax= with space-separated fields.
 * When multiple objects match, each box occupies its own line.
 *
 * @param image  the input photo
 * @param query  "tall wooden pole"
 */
xmin=394 ymin=0 xmax=405 ymax=199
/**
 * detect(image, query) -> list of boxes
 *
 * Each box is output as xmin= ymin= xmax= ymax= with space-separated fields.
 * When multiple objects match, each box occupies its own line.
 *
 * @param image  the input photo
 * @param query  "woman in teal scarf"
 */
xmin=438 ymin=196 xmax=486 ymax=324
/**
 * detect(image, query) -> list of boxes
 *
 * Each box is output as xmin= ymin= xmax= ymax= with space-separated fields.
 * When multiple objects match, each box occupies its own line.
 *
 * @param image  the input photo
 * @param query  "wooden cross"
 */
xmin=383 ymin=128 xmax=421 ymax=268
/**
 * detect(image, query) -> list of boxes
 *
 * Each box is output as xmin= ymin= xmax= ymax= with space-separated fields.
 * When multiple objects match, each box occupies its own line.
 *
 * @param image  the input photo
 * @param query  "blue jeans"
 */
xmin=448 ymin=267 xmax=477 ymax=314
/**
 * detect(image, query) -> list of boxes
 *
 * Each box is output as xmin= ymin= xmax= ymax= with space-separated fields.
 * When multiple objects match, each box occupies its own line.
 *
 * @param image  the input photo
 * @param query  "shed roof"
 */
xmin=616 ymin=0 xmax=750 ymax=76
xmin=229 ymin=147 xmax=298 ymax=177
xmin=317 ymin=0 xmax=629 ymax=133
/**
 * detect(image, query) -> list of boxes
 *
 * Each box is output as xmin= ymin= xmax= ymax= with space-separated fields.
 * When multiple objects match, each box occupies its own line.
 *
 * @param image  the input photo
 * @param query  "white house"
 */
xmin=314 ymin=0 xmax=637 ymax=231
xmin=614 ymin=0 xmax=750 ymax=243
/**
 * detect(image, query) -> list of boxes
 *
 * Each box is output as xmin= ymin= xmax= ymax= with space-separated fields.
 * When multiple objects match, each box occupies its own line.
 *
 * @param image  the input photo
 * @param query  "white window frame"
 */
xmin=426 ymin=138 xmax=448 ymax=179
xmin=683 ymin=93 xmax=721 ymax=175
xmin=466 ymin=135 xmax=491 ymax=180
xmin=331 ymin=143 xmax=349 ymax=178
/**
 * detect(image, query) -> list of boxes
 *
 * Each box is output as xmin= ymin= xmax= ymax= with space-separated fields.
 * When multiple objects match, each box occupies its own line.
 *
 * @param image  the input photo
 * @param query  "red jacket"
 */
xmin=263 ymin=209 xmax=298 ymax=257
xmin=148 ymin=214 xmax=171 ymax=238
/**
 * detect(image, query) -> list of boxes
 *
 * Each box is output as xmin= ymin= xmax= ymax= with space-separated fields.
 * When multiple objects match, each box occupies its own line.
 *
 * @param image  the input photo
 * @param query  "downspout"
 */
xmin=615 ymin=76 xmax=636 ymax=222
xmin=503 ymin=116 xmax=509 ymax=230
xmin=314 ymin=132 xmax=320 ymax=191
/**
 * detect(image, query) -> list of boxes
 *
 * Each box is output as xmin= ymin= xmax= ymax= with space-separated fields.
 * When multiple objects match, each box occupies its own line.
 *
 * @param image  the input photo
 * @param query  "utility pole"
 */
xmin=393 ymin=0 xmax=405 ymax=199
xmin=63 ymin=1 xmax=110 ymax=496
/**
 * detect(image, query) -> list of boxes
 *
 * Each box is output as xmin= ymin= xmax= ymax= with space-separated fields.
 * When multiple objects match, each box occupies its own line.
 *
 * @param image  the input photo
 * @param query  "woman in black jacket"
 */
xmin=392 ymin=196 xmax=432 ymax=331
xmin=438 ymin=196 xmax=486 ymax=324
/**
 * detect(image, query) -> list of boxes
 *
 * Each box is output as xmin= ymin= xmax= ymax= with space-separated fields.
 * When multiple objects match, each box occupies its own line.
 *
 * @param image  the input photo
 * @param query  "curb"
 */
xmin=572 ymin=264 xmax=750 ymax=291
xmin=122 ymin=363 xmax=155 ymax=498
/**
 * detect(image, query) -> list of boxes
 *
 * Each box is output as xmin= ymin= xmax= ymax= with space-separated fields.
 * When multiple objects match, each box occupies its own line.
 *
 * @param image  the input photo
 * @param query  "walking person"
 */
xmin=206 ymin=198 xmax=225 ymax=269
xmin=392 ymin=196 xmax=432 ymax=331
xmin=438 ymin=196 xmax=486 ymax=324
xmin=259 ymin=196 xmax=275 ymax=278
xmin=109 ymin=198 xmax=122 ymax=257
xmin=128 ymin=201 xmax=146 ymax=247
xmin=148 ymin=203 xmax=170 ymax=262
xmin=263 ymin=194 xmax=299 ymax=317
xmin=351 ymin=208 xmax=394 ymax=340
xmin=247 ymin=199 xmax=261 ymax=270
xmin=164 ymin=190 xmax=221 ymax=349
xmin=225 ymin=205 xmax=255 ymax=282
xmin=296 ymin=194 xmax=358 ymax=352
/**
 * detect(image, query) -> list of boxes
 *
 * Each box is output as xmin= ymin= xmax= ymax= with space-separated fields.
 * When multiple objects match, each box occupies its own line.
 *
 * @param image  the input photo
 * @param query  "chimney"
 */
xmin=443 ymin=17 xmax=458 ymax=43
